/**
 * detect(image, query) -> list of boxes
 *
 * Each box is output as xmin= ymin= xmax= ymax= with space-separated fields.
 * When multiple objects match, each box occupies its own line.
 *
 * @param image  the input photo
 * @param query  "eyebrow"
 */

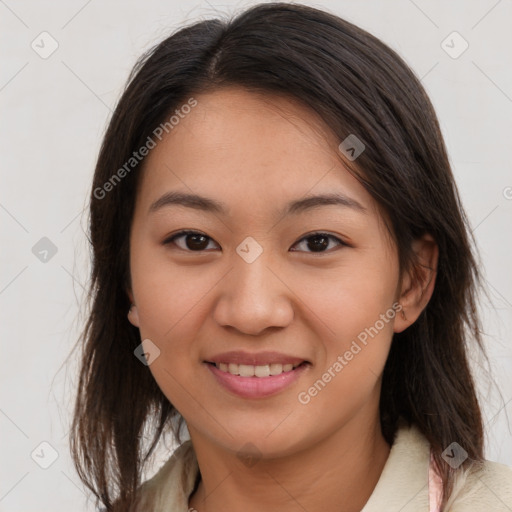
xmin=148 ymin=191 xmax=367 ymax=216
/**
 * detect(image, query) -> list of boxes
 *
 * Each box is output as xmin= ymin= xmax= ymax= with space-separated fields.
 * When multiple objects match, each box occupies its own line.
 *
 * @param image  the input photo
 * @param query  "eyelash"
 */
xmin=162 ymin=230 xmax=348 ymax=254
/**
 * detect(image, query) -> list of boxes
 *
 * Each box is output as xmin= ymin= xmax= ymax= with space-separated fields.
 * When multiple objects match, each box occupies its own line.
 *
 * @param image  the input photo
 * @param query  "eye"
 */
xmin=163 ymin=230 xmax=219 ymax=252
xmin=163 ymin=230 xmax=346 ymax=254
xmin=290 ymin=232 xmax=346 ymax=253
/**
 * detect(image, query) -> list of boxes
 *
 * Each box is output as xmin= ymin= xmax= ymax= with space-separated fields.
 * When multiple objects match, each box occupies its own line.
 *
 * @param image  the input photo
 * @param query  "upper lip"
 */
xmin=205 ymin=351 xmax=309 ymax=366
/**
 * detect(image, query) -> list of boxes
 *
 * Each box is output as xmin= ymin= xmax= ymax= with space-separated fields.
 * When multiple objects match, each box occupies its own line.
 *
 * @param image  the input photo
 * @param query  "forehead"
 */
xmin=135 ymin=87 xmax=376 ymax=218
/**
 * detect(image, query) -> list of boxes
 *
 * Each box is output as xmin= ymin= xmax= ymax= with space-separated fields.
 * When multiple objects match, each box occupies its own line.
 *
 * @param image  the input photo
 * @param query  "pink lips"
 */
xmin=205 ymin=361 xmax=309 ymax=399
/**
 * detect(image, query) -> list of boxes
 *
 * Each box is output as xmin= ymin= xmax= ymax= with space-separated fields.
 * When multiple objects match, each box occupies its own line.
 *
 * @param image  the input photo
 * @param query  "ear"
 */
xmin=394 ymin=233 xmax=438 ymax=333
xmin=126 ymin=288 xmax=140 ymax=328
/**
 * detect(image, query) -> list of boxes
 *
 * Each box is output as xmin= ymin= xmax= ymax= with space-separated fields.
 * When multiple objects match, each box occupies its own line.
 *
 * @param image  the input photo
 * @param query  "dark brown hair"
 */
xmin=69 ymin=3 xmax=489 ymax=510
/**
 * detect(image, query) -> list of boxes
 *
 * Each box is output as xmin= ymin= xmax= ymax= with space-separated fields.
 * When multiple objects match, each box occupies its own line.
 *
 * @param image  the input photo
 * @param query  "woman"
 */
xmin=69 ymin=3 xmax=512 ymax=511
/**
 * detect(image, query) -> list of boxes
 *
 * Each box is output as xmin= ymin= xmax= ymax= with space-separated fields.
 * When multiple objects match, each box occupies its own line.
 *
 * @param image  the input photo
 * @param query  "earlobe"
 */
xmin=394 ymin=233 xmax=438 ymax=333
xmin=126 ymin=288 xmax=140 ymax=327
xmin=127 ymin=303 xmax=140 ymax=327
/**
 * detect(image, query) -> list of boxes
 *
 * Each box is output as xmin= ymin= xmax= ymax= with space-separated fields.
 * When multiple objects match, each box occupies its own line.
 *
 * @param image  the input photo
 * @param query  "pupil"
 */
xmin=308 ymin=234 xmax=328 ymax=252
xmin=186 ymin=234 xmax=208 ymax=251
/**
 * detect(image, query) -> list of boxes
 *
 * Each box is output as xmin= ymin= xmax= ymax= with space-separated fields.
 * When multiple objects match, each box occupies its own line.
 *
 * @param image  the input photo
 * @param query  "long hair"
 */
xmin=69 ymin=3 xmax=488 ymax=510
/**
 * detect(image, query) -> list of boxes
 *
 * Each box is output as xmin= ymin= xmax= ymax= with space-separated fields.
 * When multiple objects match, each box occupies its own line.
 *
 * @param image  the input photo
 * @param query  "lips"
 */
xmin=205 ymin=358 xmax=310 ymax=398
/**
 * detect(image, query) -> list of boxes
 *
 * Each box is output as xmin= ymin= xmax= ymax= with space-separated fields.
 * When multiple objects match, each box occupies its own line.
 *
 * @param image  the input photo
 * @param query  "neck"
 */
xmin=188 ymin=414 xmax=390 ymax=512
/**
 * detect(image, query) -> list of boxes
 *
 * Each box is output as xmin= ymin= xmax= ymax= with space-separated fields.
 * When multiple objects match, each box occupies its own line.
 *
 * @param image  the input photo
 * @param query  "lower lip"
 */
xmin=205 ymin=362 xmax=309 ymax=399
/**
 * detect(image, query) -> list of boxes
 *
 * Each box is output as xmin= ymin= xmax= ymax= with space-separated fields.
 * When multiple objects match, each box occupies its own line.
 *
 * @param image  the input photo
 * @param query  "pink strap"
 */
xmin=428 ymin=451 xmax=443 ymax=512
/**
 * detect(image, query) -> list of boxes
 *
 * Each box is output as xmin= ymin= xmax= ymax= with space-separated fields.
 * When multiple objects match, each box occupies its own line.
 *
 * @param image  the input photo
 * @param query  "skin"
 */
xmin=127 ymin=86 xmax=438 ymax=512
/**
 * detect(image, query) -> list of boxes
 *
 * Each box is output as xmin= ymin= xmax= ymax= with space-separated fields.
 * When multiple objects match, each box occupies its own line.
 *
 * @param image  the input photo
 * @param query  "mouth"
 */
xmin=204 ymin=359 xmax=311 ymax=399
xmin=205 ymin=360 xmax=310 ymax=378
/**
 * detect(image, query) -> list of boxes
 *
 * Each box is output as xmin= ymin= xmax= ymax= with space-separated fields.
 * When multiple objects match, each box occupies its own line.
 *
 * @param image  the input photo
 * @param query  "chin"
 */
xmin=209 ymin=427 xmax=309 ymax=461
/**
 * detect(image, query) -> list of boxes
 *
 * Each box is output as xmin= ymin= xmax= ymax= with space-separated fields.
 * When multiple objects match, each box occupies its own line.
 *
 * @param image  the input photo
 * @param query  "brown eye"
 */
xmin=163 ymin=231 xmax=219 ymax=252
xmin=290 ymin=232 xmax=346 ymax=253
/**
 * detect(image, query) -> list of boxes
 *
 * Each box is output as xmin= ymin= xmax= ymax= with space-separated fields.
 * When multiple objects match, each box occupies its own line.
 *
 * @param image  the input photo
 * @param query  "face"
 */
xmin=127 ymin=86 xmax=403 ymax=457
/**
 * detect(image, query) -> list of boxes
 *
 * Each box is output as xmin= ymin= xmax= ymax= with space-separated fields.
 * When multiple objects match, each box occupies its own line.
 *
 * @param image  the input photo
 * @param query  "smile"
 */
xmin=210 ymin=361 xmax=305 ymax=378
xmin=205 ymin=361 xmax=310 ymax=399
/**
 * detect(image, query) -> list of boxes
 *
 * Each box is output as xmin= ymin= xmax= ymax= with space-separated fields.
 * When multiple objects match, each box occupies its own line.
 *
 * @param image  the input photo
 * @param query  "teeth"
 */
xmin=255 ymin=365 xmax=270 ymax=377
xmin=214 ymin=362 xmax=302 ymax=377
xmin=239 ymin=364 xmax=255 ymax=377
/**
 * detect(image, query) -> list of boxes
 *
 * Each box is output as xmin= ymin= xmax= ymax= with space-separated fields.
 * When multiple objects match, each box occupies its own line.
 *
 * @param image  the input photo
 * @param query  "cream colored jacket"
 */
xmin=134 ymin=422 xmax=512 ymax=511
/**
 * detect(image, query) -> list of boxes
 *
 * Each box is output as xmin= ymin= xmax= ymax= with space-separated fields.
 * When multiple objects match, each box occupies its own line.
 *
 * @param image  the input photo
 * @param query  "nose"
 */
xmin=212 ymin=248 xmax=294 ymax=336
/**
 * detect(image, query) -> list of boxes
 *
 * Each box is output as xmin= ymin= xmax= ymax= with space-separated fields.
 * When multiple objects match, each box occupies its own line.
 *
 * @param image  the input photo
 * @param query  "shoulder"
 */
xmin=448 ymin=458 xmax=512 ymax=511
xmin=390 ymin=420 xmax=512 ymax=510
xmin=362 ymin=419 xmax=512 ymax=511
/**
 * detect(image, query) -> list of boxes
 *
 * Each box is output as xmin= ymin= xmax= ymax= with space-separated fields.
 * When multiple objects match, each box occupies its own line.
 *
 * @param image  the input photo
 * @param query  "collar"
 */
xmin=361 ymin=420 xmax=430 ymax=511
xmin=138 ymin=420 xmax=431 ymax=511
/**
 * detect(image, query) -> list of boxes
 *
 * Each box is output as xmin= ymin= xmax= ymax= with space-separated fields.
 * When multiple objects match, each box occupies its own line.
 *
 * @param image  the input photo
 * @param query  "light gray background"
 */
xmin=1 ymin=0 xmax=511 ymax=510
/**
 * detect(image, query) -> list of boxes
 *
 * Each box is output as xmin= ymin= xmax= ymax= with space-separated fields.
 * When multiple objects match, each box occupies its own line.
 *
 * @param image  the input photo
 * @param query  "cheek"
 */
xmin=296 ymin=254 xmax=398 ymax=389
xmin=129 ymin=254 xmax=213 ymax=409
xmin=295 ymin=253 xmax=398 ymax=337
xmin=297 ymin=281 xmax=396 ymax=419
xmin=130 ymin=243 xmax=216 ymax=339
